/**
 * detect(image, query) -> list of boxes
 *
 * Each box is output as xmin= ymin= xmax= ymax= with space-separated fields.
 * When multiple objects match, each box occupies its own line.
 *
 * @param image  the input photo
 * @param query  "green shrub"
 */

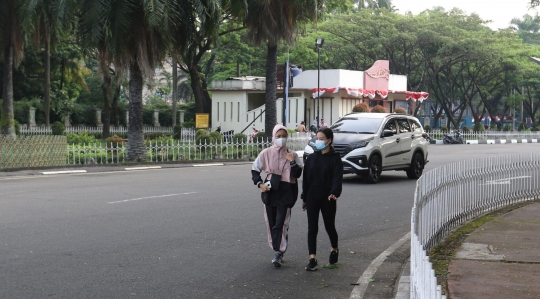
xmin=232 ymin=133 xmax=247 ymax=143
xmin=490 ymin=123 xmax=497 ymax=130
xmin=253 ymin=131 xmax=267 ymax=142
xmin=196 ymin=129 xmax=208 ymax=139
xmin=51 ymin=121 xmax=65 ymax=135
xmin=440 ymin=126 xmax=448 ymax=133
xmin=287 ymin=128 xmax=296 ymax=134
xmin=173 ymin=124 xmax=182 ymax=139
xmin=196 ymin=133 xmax=214 ymax=145
xmin=209 ymin=131 xmax=223 ymax=142
xmin=518 ymin=122 xmax=527 ymax=131
xmin=461 ymin=126 xmax=470 ymax=133
xmin=473 ymin=123 xmax=485 ymax=132
xmin=352 ymin=103 xmax=369 ymax=113
xmin=371 ymin=105 xmax=387 ymax=113
xmin=423 ymin=125 xmax=431 ymax=132
xmin=394 ymin=108 xmax=407 ymax=114
xmin=182 ymin=120 xmax=195 ymax=128
xmin=146 ymin=135 xmax=174 ymax=146
xmin=106 ymin=134 xmax=125 ymax=147
xmin=67 ymin=132 xmax=98 ymax=145
xmin=503 ymin=124 xmax=513 ymax=131
xmin=532 ymin=125 xmax=540 ymax=132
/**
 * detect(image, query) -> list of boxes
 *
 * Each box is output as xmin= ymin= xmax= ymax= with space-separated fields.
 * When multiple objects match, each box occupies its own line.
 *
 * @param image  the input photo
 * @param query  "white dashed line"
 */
xmin=107 ymin=192 xmax=197 ymax=204
xmin=192 ymin=163 xmax=224 ymax=167
xmin=124 ymin=166 xmax=162 ymax=170
xmin=41 ymin=170 xmax=87 ymax=175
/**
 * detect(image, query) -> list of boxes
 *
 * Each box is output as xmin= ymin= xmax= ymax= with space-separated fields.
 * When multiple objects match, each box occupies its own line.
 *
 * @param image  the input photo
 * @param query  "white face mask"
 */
xmin=274 ymin=137 xmax=287 ymax=148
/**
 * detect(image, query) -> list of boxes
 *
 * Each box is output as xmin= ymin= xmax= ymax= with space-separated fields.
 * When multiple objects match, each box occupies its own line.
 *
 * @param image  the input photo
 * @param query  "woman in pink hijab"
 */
xmin=251 ymin=124 xmax=303 ymax=267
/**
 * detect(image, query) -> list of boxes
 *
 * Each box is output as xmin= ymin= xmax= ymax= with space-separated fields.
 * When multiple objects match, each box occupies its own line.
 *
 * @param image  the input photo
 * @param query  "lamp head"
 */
xmin=316 ymin=38 xmax=324 ymax=48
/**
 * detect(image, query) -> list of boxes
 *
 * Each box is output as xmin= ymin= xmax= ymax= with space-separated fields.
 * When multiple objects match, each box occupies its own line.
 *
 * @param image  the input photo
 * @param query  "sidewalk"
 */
xmin=446 ymin=202 xmax=540 ymax=299
xmin=396 ymin=202 xmax=540 ymax=299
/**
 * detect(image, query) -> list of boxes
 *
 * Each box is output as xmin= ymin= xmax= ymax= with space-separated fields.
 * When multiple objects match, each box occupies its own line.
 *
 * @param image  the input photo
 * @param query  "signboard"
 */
xmin=195 ymin=113 xmax=209 ymax=129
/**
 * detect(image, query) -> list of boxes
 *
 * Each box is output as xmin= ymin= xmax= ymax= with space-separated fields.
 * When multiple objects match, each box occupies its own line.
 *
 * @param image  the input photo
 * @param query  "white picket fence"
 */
xmin=411 ymin=154 xmax=540 ymax=299
xmin=66 ymin=133 xmax=311 ymax=165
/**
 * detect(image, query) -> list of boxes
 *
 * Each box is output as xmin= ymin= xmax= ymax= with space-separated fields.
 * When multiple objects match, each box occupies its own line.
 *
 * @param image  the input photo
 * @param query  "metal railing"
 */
xmin=427 ymin=129 xmax=540 ymax=141
xmin=411 ymin=154 xmax=540 ymax=299
xmin=66 ymin=133 xmax=311 ymax=165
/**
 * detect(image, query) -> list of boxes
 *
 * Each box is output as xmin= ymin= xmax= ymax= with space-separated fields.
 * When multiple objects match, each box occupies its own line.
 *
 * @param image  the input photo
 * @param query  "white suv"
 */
xmin=303 ymin=113 xmax=429 ymax=183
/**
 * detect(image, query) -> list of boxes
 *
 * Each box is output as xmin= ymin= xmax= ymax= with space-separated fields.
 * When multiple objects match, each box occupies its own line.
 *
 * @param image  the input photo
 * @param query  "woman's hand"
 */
xmin=285 ymin=153 xmax=295 ymax=162
xmin=260 ymin=183 xmax=270 ymax=192
xmin=302 ymin=202 xmax=307 ymax=211
xmin=328 ymin=194 xmax=338 ymax=201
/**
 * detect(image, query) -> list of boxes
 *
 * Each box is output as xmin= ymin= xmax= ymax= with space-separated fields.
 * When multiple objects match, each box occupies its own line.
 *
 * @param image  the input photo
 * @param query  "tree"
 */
xmin=245 ymin=0 xmax=319 ymax=138
xmin=174 ymin=0 xmax=246 ymax=116
xmin=79 ymin=0 xmax=181 ymax=161
xmin=25 ymin=0 xmax=78 ymax=127
xmin=0 ymin=0 xmax=25 ymax=136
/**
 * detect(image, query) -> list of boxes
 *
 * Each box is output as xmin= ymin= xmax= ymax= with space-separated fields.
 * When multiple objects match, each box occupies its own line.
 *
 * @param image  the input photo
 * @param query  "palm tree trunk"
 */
xmin=189 ymin=65 xmax=208 ymax=114
xmin=1 ymin=44 xmax=16 ymax=137
xmin=44 ymin=31 xmax=51 ymax=126
xmin=172 ymin=56 xmax=178 ymax=127
xmin=101 ymin=69 xmax=112 ymax=139
xmin=265 ymin=43 xmax=278 ymax=138
xmin=112 ymin=82 xmax=121 ymax=127
xmin=127 ymin=61 xmax=147 ymax=161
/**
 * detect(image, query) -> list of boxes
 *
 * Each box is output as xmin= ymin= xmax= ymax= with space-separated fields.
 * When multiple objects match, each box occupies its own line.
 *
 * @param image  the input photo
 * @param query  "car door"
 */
xmin=396 ymin=118 xmax=413 ymax=165
xmin=379 ymin=119 xmax=401 ymax=166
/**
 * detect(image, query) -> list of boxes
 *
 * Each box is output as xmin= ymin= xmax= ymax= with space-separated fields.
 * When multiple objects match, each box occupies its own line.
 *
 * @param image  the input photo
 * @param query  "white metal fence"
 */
xmin=410 ymin=154 xmax=540 ymax=299
xmin=427 ymin=129 xmax=540 ymax=141
xmin=66 ymin=133 xmax=311 ymax=165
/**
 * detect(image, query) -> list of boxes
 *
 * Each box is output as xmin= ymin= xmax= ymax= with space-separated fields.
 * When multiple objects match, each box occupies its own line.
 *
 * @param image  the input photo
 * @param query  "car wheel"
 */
xmin=406 ymin=152 xmax=424 ymax=179
xmin=363 ymin=155 xmax=382 ymax=184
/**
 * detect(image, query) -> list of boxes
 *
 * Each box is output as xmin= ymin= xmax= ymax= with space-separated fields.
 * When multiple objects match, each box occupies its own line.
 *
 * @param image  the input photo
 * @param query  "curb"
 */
xmin=0 ymin=160 xmax=253 ymax=177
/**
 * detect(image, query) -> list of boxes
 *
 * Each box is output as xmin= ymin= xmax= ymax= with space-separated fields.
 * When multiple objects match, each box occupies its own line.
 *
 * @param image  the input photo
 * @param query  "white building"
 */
xmin=208 ymin=60 xmax=428 ymax=134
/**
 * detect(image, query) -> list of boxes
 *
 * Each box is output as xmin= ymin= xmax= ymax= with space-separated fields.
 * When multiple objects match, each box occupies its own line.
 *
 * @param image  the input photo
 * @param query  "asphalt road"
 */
xmin=0 ymin=144 xmax=538 ymax=299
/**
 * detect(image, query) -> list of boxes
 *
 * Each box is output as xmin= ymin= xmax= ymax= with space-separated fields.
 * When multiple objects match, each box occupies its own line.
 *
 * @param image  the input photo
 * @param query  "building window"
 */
xmin=224 ymin=102 xmax=226 ymax=122
xmin=238 ymin=103 xmax=240 ymax=122
xmin=217 ymin=103 xmax=220 ymax=122
xmin=369 ymin=100 xmax=383 ymax=107
xmin=230 ymin=102 xmax=233 ymax=121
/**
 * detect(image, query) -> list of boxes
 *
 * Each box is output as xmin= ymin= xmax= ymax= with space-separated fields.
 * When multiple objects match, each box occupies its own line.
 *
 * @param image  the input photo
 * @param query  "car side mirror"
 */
xmin=382 ymin=130 xmax=394 ymax=137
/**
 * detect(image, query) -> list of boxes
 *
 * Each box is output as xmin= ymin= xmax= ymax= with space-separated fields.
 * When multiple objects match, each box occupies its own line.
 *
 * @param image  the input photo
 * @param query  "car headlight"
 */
xmin=347 ymin=141 xmax=369 ymax=151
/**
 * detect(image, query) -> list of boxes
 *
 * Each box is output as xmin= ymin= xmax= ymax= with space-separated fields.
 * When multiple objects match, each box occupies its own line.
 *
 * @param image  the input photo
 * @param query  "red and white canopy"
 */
xmin=311 ymin=87 xmax=429 ymax=102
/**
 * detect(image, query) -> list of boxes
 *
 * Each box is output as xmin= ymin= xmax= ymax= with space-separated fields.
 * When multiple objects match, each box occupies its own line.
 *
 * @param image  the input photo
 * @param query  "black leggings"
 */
xmin=306 ymin=199 xmax=338 ymax=255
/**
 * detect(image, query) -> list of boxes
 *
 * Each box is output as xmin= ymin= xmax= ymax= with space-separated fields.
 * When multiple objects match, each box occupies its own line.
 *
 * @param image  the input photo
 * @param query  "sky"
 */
xmin=392 ymin=0 xmax=538 ymax=30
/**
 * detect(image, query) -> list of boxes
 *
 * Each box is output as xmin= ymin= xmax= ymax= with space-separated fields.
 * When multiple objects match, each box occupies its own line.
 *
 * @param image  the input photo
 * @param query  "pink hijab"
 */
xmin=259 ymin=124 xmax=298 ymax=183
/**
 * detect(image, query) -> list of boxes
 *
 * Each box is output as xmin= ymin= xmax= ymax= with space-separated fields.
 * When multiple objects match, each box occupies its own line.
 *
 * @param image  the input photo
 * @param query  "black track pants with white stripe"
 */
xmin=264 ymin=205 xmax=291 ymax=253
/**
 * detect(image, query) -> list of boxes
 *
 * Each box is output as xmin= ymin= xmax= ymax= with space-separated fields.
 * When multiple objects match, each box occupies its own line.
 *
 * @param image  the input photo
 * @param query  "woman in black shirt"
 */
xmin=301 ymin=127 xmax=343 ymax=271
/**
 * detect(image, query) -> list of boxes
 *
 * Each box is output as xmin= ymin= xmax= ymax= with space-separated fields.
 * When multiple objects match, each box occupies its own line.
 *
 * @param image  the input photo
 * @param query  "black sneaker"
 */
xmin=305 ymin=258 xmax=318 ymax=271
xmin=329 ymin=250 xmax=339 ymax=265
xmin=272 ymin=252 xmax=283 ymax=267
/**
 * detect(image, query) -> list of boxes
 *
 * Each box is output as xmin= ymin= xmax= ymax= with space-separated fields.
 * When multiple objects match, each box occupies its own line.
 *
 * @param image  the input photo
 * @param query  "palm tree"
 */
xmin=79 ymin=0 xmax=180 ymax=161
xmin=244 ymin=0 xmax=318 ymax=137
xmin=0 ymin=0 xmax=25 ymax=137
xmin=24 ymin=0 xmax=78 ymax=127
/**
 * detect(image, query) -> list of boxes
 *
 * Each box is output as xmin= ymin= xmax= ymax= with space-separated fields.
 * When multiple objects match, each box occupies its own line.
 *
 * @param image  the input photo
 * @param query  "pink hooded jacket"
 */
xmin=252 ymin=124 xmax=300 ymax=184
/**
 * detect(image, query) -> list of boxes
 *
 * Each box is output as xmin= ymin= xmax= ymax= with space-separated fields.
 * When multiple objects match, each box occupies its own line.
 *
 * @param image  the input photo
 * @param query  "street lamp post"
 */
xmin=316 ymin=38 xmax=324 ymax=130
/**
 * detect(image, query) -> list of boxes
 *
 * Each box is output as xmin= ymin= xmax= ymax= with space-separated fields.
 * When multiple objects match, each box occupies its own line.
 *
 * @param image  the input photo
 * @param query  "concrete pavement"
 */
xmin=395 ymin=201 xmax=540 ymax=299
xmin=447 ymin=202 xmax=540 ymax=299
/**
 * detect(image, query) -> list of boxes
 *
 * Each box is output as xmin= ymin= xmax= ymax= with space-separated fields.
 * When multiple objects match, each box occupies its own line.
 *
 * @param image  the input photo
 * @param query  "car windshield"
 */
xmin=331 ymin=117 xmax=383 ymax=134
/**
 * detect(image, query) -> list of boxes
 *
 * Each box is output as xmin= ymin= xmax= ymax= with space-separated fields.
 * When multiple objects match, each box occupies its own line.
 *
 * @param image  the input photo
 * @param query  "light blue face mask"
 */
xmin=315 ymin=140 xmax=327 ymax=150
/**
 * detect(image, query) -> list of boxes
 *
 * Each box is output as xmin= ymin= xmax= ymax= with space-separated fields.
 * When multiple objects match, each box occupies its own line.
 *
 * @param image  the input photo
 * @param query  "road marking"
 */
xmin=481 ymin=175 xmax=531 ymax=185
xmin=350 ymin=232 xmax=411 ymax=299
xmin=125 ymin=166 xmax=162 ymax=170
xmin=41 ymin=170 xmax=87 ymax=175
xmin=107 ymin=192 xmax=197 ymax=204
xmin=193 ymin=163 xmax=224 ymax=167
